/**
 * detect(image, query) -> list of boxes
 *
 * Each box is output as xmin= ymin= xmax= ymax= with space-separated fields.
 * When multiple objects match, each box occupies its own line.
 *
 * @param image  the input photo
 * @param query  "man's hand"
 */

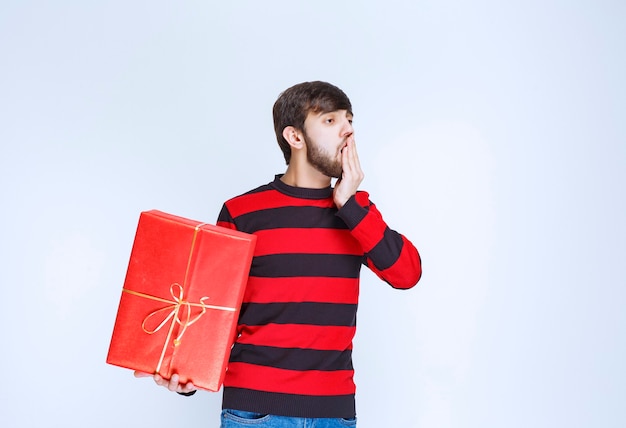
xmin=333 ymin=136 xmax=364 ymax=209
xmin=134 ymin=371 xmax=197 ymax=394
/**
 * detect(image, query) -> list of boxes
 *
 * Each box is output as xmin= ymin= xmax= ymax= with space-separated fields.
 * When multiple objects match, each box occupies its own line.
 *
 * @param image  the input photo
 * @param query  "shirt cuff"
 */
xmin=336 ymin=195 xmax=367 ymax=229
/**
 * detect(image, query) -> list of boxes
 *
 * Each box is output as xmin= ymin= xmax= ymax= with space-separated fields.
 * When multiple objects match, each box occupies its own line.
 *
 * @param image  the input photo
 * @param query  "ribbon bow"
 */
xmin=141 ymin=282 xmax=209 ymax=346
xmin=122 ymin=284 xmax=236 ymax=374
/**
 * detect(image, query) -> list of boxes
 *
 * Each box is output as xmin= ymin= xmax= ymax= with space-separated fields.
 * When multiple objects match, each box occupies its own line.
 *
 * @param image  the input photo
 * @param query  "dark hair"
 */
xmin=273 ymin=81 xmax=353 ymax=164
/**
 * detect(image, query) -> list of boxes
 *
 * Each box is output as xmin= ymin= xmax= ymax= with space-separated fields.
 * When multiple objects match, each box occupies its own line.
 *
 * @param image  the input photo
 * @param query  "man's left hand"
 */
xmin=333 ymin=136 xmax=364 ymax=208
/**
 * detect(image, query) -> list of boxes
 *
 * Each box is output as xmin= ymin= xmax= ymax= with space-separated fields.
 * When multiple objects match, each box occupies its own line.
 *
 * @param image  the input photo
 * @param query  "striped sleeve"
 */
xmin=336 ymin=191 xmax=422 ymax=289
xmin=216 ymin=204 xmax=237 ymax=230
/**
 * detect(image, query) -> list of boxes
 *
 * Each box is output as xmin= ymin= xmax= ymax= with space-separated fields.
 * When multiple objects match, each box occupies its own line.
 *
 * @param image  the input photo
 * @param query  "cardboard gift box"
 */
xmin=107 ymin=210 xmax=256 ymax=391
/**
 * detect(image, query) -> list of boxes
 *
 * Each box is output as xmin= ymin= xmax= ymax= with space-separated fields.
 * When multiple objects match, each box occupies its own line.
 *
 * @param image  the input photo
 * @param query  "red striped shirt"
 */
xmin=217 ymin=176 xmax=421 ymax=418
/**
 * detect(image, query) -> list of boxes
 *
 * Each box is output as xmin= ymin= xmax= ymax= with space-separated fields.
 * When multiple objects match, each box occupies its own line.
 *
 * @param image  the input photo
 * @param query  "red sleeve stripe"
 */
xmin=253 ymin=228 xmax=363 ymax=256
xmin=237 ymin=324 xmax=355 ymax=351
xmin=227 ymin=190 xmax=335 ymax=218
xmin=244 ymin=276 xmax=359 ymax=304
xmin=224 ymin=362 xmax=355 ymax=396
xmin=216 ymin=220 xmax=236 ymax=229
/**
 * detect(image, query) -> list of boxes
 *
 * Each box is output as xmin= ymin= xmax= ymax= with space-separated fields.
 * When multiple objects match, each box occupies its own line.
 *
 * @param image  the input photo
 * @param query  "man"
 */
xmin=138 ymin=81 xmax=422 ymax=427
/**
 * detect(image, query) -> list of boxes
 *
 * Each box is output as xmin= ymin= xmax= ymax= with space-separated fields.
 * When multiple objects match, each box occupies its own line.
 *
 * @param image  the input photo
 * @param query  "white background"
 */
xmin=1 ymin=1 xmax=624 ymax=427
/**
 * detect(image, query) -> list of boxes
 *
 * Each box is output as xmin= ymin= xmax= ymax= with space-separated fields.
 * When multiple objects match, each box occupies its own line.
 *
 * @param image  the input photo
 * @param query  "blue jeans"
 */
xmin=220 ymin=409 xmax=357 ymax=428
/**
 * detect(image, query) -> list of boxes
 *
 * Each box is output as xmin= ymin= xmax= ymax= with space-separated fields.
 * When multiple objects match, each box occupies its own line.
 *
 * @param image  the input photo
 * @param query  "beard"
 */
xmin=304 ymin=133 xmax=343 ymax=179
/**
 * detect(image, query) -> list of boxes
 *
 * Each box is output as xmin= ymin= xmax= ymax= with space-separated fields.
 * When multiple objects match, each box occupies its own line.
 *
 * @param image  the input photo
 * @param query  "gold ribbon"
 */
xmin=123 ymin=223 xmax=236 ymax=375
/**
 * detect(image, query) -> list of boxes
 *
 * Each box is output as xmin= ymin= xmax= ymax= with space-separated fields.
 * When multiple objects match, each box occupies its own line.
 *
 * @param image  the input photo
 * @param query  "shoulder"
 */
xmin=225 ymin=183 xmax=272 ymax=204
xmin=222 ymin=181 xmax=280 ymax=219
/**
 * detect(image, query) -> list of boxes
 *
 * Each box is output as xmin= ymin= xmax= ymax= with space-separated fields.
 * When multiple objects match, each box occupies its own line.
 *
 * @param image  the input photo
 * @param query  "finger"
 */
xmin=351 ymin=139 xmax=361 ymax=168
xmin=347 ymin=139 xmax=361 ymax=169
xmin=153 ymin=373 xmax=166 ymax=387
xmin=168 ymin=374 xmax=180 ymax=392
xmin=340 ymin=145 xmax=349 ymax=176
xmin=134 ymin=371 xmax=152 ymax=378
xmin=345 ymin=139 xmax=363 ymax=179
xmin=182 ymin=382 xmax=196 ymax=393
xmin=342 ymin=144 xmax=358 ymax=179
xmin=342 ymin=143 xmax=354 ymax=175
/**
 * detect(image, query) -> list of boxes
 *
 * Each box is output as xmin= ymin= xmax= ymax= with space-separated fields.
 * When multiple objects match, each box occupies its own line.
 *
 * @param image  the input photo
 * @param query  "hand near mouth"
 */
xmin=333 ymin=136 xmax=364 ymax=209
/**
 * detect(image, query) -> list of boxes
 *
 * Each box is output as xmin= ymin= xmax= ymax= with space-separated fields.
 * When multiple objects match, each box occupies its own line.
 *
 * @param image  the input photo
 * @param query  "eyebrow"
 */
xmin=319 ymin=110 xmax=353 ymax=118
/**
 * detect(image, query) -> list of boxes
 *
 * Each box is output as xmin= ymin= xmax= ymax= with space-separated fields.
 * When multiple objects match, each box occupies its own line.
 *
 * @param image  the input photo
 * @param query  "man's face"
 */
xmin=302 ymin=109 xmax=354 ymax=179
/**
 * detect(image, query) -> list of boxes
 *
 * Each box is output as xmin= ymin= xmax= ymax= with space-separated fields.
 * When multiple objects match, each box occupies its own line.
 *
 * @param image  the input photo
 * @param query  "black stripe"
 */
xmin=242 ymin=184 xmax=273 ymax=196
xmin=251 ymin=253 xmax=363 ymax=278
xmin=217 ymin=204 xmax=234 ymax=224
xmin=235 ymin=206 xmax=348 ymax=233
xmin=222 ymin=388 xmax=355 ymax=418
xmin=239 ymin=302 xmax=357 ymax=327
xmin=366 ymin=227 xmax=404 ymax=271
xmin=230 ymin=344 xmax=353 ymax=371
xmin=335 ymin=196 xmax=368 ymax=229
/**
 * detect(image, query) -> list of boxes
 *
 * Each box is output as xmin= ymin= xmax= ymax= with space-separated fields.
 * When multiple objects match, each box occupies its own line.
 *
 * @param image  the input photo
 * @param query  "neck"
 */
xmin=280 ymin=162 xmax=332 ymax=189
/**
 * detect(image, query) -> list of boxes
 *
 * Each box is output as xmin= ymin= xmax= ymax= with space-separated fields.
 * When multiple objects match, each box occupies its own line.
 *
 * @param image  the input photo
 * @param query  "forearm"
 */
xmin=337 ymin=193 xmax=422 ymax=289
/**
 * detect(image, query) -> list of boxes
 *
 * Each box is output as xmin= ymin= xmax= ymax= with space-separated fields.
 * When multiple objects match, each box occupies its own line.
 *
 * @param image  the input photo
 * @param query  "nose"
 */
xmin=341 ymin=118 xmax=354 ymax=136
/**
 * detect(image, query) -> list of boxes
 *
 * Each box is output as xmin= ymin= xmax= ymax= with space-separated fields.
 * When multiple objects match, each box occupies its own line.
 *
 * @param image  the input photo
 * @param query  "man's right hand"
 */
xmin=134 ymin=371 xmax=197 ymax=394
xmin=333 ymin=136 xmax=364 ymax=209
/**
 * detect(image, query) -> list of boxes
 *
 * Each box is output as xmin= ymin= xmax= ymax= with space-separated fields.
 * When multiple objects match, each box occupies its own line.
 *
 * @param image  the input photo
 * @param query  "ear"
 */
xmin=282 ymin=126 xmax=305 ymax=150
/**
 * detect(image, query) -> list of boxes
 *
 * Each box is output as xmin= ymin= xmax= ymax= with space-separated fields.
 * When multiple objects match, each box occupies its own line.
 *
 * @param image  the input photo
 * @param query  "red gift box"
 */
xmin=107 ymin=210 xmax=256 ymax=391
